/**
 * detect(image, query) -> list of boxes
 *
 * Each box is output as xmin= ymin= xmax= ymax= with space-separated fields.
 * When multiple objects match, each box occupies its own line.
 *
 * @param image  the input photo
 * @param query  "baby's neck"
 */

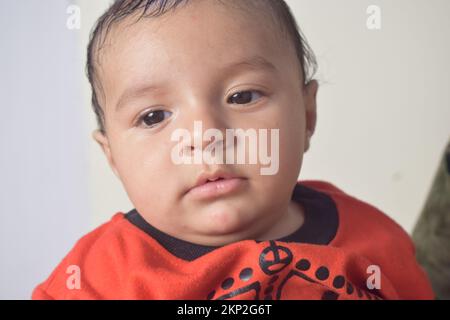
xmin=255 ymin=200 xmax=305 ymax=242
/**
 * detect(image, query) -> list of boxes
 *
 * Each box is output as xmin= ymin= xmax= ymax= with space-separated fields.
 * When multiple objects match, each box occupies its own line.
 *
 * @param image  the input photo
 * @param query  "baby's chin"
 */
xmin=190 ymin=201 xmax=258 ymax=241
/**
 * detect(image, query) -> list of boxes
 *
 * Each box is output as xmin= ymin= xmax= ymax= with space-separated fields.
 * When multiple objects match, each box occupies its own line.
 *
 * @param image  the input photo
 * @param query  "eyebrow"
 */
xmin=115 ymin=55 xmax=277 ymax=112
xmin=221 ymin=55 xmax=278 ymax=74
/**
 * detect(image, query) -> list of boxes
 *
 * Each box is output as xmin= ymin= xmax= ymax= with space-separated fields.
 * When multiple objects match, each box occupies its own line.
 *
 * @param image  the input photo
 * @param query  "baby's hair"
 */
xmin=86 ymin=0 xmax=318 ymax=134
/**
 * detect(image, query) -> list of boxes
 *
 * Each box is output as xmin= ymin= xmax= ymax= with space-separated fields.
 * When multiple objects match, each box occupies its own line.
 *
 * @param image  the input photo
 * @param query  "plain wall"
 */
xmin=0 ymin=0 xmax=90 ymax=299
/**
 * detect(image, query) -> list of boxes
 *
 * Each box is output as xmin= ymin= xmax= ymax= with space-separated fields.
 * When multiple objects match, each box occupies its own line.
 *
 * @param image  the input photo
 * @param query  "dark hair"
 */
xmin=86 ymin=0 xmax=318 ymax=134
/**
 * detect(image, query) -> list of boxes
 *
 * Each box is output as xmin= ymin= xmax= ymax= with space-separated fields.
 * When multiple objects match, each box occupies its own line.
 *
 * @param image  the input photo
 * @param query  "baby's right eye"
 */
xmin=138 ymin=110 xmax=172 ymax=128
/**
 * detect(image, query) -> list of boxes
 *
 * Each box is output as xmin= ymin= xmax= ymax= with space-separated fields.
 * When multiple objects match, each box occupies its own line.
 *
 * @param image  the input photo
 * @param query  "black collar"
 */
xmin=125 ymin=183 xmax=339 ymax=261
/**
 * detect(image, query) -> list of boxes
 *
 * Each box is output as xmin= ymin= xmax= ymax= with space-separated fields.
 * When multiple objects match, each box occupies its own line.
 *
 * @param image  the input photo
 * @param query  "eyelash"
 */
xmin=136 ymin=89 xmax=266 ymax=128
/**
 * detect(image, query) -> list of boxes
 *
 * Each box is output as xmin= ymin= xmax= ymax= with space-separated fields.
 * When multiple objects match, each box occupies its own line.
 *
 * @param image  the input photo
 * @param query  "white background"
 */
xmin=1 ymin=0 xmax=449 ymax=299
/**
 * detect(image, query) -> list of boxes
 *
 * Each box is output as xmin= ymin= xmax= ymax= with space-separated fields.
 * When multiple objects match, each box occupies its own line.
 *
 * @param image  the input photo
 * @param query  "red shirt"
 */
xmin=32 ymin=180 xmax=435 ymax=300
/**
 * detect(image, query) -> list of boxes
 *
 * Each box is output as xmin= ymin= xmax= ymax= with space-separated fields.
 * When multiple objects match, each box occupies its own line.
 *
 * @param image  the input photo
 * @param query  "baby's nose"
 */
xmin=184 ymin=106 xmax=228 ymax=148
xmin=190 ymin=119 xmax=226 ymax=152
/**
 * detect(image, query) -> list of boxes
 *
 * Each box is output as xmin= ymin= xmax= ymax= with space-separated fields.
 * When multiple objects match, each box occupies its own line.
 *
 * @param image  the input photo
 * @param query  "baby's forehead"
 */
xmin=98 ymin=1 xmax=293 ymax=83
xmin=101 ymin=0 xmax=287 ymax=58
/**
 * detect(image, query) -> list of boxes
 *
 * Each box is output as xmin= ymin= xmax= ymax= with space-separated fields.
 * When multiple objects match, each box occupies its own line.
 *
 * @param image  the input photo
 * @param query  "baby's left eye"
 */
xmin=227 ymin=90 xmax=263 ymax=105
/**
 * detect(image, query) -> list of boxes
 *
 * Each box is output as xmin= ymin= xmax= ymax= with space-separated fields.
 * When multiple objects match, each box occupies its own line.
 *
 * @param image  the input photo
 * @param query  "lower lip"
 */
xmin=187 ymin=178 xmax=247 ymax=200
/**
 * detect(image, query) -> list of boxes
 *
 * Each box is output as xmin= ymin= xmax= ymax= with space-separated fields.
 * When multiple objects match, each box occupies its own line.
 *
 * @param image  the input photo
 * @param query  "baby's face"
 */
xmin=93 ymin=0 xmax=317 ymax=246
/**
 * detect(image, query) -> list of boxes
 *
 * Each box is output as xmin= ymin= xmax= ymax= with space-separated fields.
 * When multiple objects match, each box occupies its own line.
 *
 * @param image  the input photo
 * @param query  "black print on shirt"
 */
xmin=206 ymin=241 xmax=382 ymax=300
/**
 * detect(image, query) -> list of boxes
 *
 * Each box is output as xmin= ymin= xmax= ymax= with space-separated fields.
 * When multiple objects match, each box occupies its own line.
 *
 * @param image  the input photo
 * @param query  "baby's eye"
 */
xmin=139 ymin=110 xmax=172 ymax=128
xmin=227 ymin=90 xmax=263 ymax=105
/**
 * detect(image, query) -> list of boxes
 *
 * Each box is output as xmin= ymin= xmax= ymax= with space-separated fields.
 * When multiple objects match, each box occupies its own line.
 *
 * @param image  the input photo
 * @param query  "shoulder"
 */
xmin=299 ymin=180 xmax=434 ymax=299
xmin=32 ymin=213 xmax=140 ymax=299
xmin=300 ymin=179 xmax=412 ymax=248
xmin=58 ymin=213 xmax=133 ymax=262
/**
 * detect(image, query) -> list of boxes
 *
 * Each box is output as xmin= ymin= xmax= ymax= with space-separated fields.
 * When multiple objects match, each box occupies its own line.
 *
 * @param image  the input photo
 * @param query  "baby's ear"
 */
xmin=303 ymin=80 xmax=318 ymax=153
xmin=92 ymin=130 xmax=120 ymax=179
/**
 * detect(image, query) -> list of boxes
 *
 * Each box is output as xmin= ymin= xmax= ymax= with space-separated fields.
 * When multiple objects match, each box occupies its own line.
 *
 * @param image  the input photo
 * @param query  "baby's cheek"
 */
xmin=116 ymin=153 xmax=172 ymax=198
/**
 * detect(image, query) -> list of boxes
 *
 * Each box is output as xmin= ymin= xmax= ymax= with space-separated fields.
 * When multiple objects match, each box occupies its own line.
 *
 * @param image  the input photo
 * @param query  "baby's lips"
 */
xmin=185 ymin=168 xmax=247 ymax=196
xmin=186 ymin=177 xmax=247 ymax=201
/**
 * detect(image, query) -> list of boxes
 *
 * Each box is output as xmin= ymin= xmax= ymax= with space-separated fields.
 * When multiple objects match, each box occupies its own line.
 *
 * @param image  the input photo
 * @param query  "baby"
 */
xmin=33 ymin=0 xmax=434 ymax=300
